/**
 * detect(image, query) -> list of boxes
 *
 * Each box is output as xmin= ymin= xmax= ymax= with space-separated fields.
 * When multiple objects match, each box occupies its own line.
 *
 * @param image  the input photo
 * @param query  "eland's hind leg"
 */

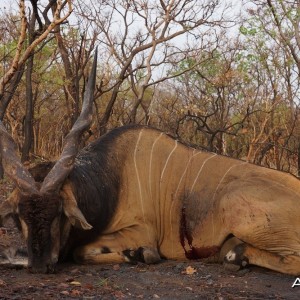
xmin=218 ymin=190 xmax=300 ymax=275
xmin=224 ymin=242 xmax=300 ymax=275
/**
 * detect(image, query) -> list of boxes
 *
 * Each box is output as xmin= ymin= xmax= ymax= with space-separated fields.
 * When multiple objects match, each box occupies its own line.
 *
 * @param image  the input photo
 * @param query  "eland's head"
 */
xmin=0 ymin=49 xmax=97 ymax=273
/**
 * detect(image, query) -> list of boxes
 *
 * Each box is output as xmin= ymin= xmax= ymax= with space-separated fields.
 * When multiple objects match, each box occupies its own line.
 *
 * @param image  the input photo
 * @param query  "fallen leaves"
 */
xmin=57 ymin=283 xmax=69 ymax=289
xmin=60 ymin=289 xmax=82 ymax=297
xmin=70 ymin=280 xmax=81 ymax=286
xmin=113 ymin=264 xmax=121 ymax=271
xmin=0 ymin=228 xmax=7 ymax=235
xmin=182 ymin=266 xmax=197 ymax=275
xmin=0 ymin=279 xmax=6 ymax=286
xmin=70 ymin=289 xmax=82 ymax=296
xmin=60 ymin=290 xmax=69 ymax=296
xmin=58 ymin=279 xmax=85 ymax=297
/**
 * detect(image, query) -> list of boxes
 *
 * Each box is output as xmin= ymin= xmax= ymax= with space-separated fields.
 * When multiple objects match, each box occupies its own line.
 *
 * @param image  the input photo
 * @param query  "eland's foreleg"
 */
xmin=73 ymin=228 xmax=161 ymax=265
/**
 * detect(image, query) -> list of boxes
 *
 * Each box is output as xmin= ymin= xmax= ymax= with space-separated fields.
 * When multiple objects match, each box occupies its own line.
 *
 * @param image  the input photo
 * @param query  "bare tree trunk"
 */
xmin=21 ymin=5 xmax=37 ymax=162
xmin=0 ymin=68 xmax=25 ymax=178
xmin=55 ymin=30 xmax=79 ymax=126
xmin=22 ymin=54 xmax=34 ymax=162
xmin=0 ymin=67 xmax=25 ymax=120
xmin=99 ymin=81 xmax=124 ymax=134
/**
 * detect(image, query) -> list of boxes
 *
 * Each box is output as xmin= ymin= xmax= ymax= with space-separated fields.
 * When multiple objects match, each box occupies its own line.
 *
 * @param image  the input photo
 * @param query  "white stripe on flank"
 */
xmin=169 ymin=200 xmax=175 ymax=258
xmin=212 ymin=161 xmax=248 ymax=202
xmin=173 ymin=149 xmax=201 ymax=200
xmin=134 ymin=129 xmax=151 ymax=242
xmin=210 ymin=161 xmax=248 ymax=243
xmin=160 ymin=140 xmax=178 ymax=181
xmin=170 ymin=149 xmax=201 ymax=257
xmin=149 ymin=133 xmax=164 ymax=200
xmin=189 ymin=153 xmax=217 ymax=195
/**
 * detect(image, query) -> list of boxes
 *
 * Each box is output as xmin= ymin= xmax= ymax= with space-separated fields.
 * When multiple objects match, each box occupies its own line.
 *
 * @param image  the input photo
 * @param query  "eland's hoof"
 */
xmin=123 ymin=247 xmax=161 ymax=264
xmin=224 ymin=244 xmax=249 ymax=270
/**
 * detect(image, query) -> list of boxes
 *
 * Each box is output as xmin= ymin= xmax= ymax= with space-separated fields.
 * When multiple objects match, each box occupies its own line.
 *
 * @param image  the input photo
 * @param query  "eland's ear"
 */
xmin=61 ymin=194 xmax=93 ymax=230
xmin=63 ymin=205 xmax=93 ymax=230
xmin=0 ymin=190 xmax=19 ymax=225
xmin=60 ymin=183 xmax=92 ymax=230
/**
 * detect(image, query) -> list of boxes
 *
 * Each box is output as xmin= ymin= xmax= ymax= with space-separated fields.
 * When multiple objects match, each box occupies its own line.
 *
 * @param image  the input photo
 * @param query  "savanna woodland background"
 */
xmin=1 ymin=0 xmax=300 ymax=175
xmin=1 ymin=1 xmax=300 ymax=299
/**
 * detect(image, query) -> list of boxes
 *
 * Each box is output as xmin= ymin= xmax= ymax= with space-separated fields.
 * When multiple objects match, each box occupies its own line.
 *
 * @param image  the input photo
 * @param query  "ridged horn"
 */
xmin=0 ymin=121 xmax=38 ymax=195
xmin=40 ymin=47 xmax=98 ymax=194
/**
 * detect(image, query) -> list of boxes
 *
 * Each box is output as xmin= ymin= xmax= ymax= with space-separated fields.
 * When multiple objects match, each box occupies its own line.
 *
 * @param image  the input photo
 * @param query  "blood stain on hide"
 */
xmin=186 ymin=246 xmax=220 ymax=259
xmin=180 ymin=206 xmax=219 ymax=259
xmin=180 ymin=206 xmax=193 ymax=250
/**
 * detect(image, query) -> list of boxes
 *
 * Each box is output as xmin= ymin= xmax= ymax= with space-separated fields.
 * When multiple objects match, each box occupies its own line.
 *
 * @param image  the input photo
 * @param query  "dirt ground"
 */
xmin=1 ymin=185 xmax=300 ymax=299
xmin=0 ymin=255 xmax=300 ymax=299
xmin=0 ymin=222 xmax=300 ymax=300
